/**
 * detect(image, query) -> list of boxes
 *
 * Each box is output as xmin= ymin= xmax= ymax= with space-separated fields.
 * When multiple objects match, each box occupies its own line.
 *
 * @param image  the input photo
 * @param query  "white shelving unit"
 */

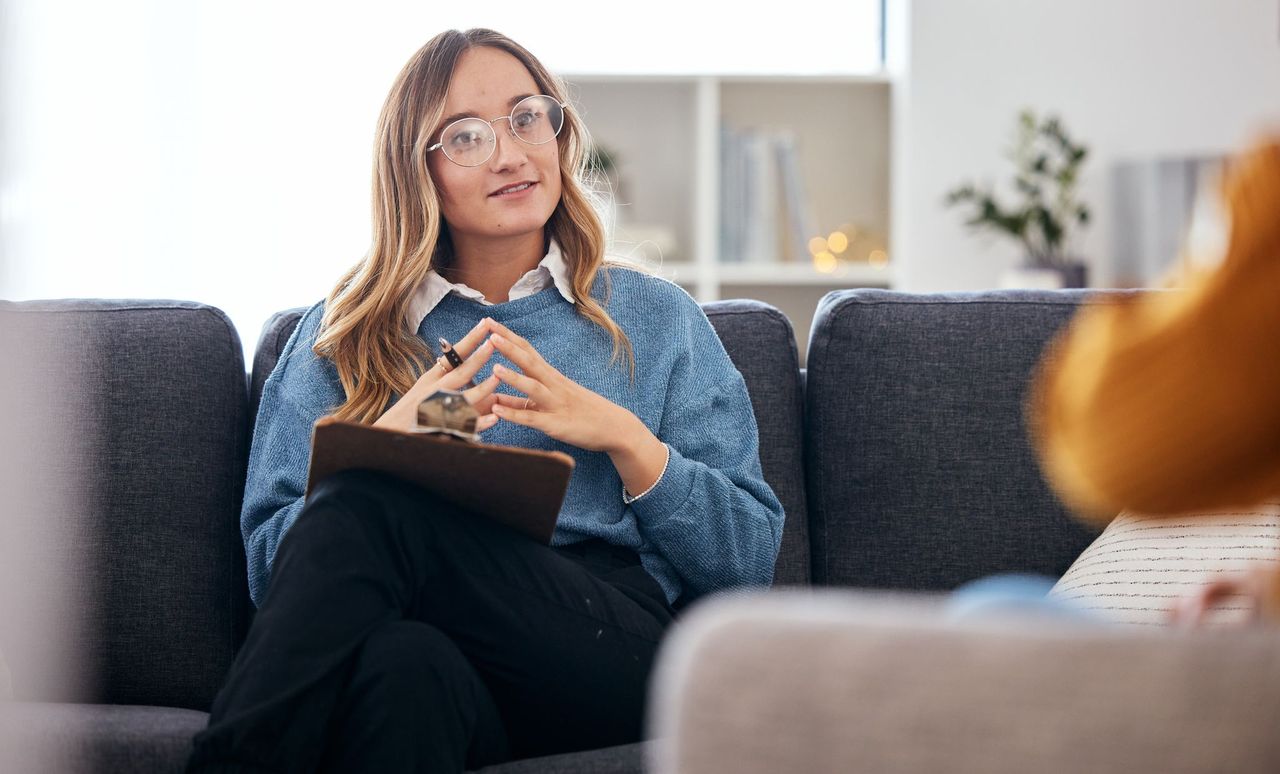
xmin=565 ymin=73 xmax=892 ymax=360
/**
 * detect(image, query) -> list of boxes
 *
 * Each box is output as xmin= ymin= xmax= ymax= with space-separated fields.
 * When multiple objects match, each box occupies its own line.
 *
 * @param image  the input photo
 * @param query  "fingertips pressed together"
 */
xmin=440 ymin=340 xmax=494 ymax=389
xmin=454 ymin=317 xmax=494 ymax=355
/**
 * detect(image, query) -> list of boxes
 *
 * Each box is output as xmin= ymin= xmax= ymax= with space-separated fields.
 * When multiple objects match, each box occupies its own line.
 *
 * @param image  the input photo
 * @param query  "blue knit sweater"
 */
xmin=242 ymin=266 xmax=785 ymax=607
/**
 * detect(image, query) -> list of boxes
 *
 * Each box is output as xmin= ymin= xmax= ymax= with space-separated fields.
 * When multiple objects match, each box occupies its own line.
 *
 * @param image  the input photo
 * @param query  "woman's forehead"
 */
xmin=443 ymin=47 xmax=539 ymax=115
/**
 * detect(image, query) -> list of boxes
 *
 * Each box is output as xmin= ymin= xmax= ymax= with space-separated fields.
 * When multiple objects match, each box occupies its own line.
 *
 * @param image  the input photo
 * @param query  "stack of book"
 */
xmin=719 ymin=125 xmax=818 ymax=264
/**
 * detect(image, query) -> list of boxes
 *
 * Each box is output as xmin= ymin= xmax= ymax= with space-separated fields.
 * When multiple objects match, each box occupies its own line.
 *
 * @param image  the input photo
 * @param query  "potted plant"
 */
xmin=945 ymin=109 xmax=1092 ymax=288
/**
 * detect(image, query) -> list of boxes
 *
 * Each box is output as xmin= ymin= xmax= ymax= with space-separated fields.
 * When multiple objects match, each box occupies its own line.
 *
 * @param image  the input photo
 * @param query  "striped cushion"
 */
xmin=1049 ymin=503 xmax=1280 ymax=626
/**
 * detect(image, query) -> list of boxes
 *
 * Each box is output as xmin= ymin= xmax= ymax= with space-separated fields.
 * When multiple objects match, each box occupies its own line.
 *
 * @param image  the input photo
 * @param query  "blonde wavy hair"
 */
xmin=315 ymin=28 xmax=635 ymax=423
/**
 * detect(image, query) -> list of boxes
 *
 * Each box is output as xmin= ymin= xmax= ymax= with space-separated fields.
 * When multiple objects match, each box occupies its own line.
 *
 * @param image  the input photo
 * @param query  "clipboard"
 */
xmin=305 ymin=416 xmax=574 ymax=544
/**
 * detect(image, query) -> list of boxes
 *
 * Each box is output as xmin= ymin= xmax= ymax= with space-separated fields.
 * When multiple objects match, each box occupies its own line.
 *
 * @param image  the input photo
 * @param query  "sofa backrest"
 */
xmin=0 ymin=300 xmax=249 ymax=711
xmin=804 ymin=289 xmax=1141 ymax=591
xmin=250 ymin=299 xmax=811 ymax=587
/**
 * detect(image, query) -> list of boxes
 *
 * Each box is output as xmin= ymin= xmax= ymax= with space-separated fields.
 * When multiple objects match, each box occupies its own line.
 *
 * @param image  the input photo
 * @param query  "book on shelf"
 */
xmin=719 ymin=124 xmax=817 ymax=265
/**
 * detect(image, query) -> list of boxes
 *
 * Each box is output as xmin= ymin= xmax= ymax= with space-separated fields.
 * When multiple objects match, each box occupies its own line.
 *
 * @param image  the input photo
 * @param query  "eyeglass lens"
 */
xmin=440 ymin=95 xmax=565 ymax=167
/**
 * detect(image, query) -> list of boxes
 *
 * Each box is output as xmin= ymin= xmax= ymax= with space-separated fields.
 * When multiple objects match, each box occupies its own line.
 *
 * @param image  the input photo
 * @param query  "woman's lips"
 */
xmin=490 ymin=181 xmax=537 ymax=199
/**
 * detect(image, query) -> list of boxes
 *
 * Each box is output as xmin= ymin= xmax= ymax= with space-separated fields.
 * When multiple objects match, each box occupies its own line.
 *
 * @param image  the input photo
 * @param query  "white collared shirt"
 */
xmin=405 ymin=241 xmax=577 ymax=333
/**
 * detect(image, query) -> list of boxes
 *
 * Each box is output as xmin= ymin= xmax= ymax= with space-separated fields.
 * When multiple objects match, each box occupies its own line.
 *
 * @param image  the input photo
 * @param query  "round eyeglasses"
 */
xmin=428 ymin=95 xmax=569 ymax=168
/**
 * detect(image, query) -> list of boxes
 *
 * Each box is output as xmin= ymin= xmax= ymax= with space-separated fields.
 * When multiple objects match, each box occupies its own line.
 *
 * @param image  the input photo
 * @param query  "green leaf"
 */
xmin=1035 ymin=206 xmax=1064 ymax=248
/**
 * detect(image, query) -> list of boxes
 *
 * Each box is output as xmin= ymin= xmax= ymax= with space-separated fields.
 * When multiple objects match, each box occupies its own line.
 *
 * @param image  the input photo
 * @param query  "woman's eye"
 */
xmin=449 ymin=131 xmax=482 ymax=148
xmin=513 ymin=110 xmax=540 ymax=129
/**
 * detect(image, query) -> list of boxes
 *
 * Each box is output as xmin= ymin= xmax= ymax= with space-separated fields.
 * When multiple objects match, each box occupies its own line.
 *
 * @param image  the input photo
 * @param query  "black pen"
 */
xmin=437 ymin=337 xmax=478 ymax=390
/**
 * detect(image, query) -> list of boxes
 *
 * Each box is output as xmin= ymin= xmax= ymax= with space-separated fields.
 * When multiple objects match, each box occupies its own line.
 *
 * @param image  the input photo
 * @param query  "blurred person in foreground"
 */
xmin=1029 ymin=137 xmax=1280 ymax=625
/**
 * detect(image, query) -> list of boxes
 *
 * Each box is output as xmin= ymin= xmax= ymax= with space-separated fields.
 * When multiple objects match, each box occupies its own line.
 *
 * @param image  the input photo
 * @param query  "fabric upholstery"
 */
xmin=251 ymin=300 xmax=810 ymax=586
xmin=1051 ymin=502 xmax=1280 ymax=626
xmin=803 ymin=289 xmax=1145 ymax=590
xmin=473 ymin=742 xmax=645 ymax=773
xmin=703 ymin=300 xmax=809 ymax=586
xmin=0 ymin=701 xmax=207 ymax=773
xmin=0 ymin=300 xmax=249 ymax=710
xmin=0 ymin=648 xmax=11 ymax=699
xmin=249 ymin=308 xmax=307 ymax=423
xmin=650 ymin=591 xmax=1280 ymax=774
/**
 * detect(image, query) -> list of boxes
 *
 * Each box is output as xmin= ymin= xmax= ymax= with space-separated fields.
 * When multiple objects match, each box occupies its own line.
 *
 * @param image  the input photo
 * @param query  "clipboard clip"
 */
xmin=414 ymin=389 xmax=480 ymax=443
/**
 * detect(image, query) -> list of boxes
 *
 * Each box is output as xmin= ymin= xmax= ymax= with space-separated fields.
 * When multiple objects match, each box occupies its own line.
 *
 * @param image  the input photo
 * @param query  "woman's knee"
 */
xmin=336 ymin=621 xmax=509 ymax=769
xmin=303 ymin=469 xmax=487 ymax=553
xmin=350 ymin=621 xmax=476 ymax=706
xmin=309 ymin=469 xmax=402 ymax=515
xmin=288 ymin=469 xmax=425 ymax=547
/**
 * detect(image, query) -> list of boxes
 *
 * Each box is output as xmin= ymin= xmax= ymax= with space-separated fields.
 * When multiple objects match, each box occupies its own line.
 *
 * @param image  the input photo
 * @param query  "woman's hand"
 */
xmin=374 ymin=318 xmax=502 ymax=433
xmin=483 ymin=319 xmax=642 ymax=454
xmin=1170 ymin=567 xmax=1280 ymax=628
xmin=484 ymin=319 xmax=669 ymax=499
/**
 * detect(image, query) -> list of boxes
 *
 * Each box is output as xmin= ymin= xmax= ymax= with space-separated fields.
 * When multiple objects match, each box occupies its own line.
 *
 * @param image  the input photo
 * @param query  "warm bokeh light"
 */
xmin=869 ymin=249 xmax=889 ymax=268
xmin=814 ymin=251 xmax=838 ymax=273
xmin=807 ymin=237 xmax=828 ymax=256
xmin=827 ymin=231 xmax=849 ymax=254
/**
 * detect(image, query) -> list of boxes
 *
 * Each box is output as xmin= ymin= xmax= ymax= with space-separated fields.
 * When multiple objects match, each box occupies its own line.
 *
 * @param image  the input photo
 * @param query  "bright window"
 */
xmin=1 ymin=1 xmax=883 ymax=361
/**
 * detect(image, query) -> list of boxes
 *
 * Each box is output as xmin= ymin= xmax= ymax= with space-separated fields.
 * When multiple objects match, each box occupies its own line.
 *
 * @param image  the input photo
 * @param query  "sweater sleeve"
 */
xmin=241 ymin=306 xmax=340 ymax=606
xmin=629 ymin=303 xmax=785 ymax=598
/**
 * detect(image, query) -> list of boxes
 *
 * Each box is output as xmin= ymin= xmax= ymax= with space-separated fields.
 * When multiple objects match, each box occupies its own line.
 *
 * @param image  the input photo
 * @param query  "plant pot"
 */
xmin=999 ymin=261 xmax=1089 ymax=290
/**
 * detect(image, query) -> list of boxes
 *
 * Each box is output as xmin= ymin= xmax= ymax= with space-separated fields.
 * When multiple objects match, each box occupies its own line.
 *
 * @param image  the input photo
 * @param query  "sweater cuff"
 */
xmin=627 ymin=444 xmax=697 ymax=525
xmin=622 ymin=443 xmax=671 ymax=504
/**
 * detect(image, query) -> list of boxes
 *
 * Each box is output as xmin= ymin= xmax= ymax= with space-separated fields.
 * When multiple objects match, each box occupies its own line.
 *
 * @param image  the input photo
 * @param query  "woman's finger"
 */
xmin=450 ymin=317 xmax=495 ymax=359
xmin=491 ymin=401 xmax=545 ymax=430
xmin=462 ymin=373 xmax=501 ymax=406
xmin=476 ymin=413 xmax=499 ymax=432
xmin=493 ymin=393 xmax=537 ymax=410
xmin=478 ymin=319 xmax=542 ymax=368
xmin=1172 ymin=579 xmax=1251 ymax=628
xmin=438 ymin=340 xmax=495 ymax=390
xmin=493 ymin=364 xmax=553 ymax=405
xmin=490 ymin=333 xmax=557 ymax=384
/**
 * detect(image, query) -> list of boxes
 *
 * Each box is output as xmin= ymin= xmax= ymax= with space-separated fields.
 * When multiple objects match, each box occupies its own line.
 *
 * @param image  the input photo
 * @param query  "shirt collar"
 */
xmin=405 ymin=240 xmax=577 ymax=333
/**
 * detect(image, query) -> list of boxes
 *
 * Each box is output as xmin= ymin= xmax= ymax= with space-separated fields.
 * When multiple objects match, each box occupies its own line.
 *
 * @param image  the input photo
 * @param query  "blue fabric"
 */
xmin=947 ymin=574 xmax=1099 ymax=622
xmin=242 ymin=267 xmax=785 ymax=607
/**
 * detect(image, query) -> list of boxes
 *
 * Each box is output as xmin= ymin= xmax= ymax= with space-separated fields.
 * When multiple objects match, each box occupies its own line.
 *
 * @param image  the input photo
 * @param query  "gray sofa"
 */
xmin=6 ymin=287 xmax=1246 ymax=773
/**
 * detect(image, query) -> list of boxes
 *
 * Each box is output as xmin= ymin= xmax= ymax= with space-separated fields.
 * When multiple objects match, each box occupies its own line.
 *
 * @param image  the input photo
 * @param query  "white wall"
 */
xmin=892 ymin=0 xmax=1280 ymax=292
xmin=0 ymin=1 xmax=882 ymax=362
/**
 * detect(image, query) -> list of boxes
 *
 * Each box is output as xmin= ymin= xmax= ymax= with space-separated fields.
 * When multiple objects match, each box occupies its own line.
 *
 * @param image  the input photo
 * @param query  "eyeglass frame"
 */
xmin=427 ymin=95 xmax=572 ymax=168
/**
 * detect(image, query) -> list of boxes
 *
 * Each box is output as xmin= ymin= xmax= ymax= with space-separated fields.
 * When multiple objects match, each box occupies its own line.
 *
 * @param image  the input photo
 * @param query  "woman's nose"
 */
xmin=489 ymin=119 xmax=528 ymax=170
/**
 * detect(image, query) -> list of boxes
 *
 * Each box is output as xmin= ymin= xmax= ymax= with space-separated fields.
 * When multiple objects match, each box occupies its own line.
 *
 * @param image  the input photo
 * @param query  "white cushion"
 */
xmin=1049 ymin=502 xmax=1280 ymax=626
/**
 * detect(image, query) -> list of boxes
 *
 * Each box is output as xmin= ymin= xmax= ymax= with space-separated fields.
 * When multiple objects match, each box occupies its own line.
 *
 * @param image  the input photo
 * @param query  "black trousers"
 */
xmin=187 ymin=469 xmax=677 ymax=774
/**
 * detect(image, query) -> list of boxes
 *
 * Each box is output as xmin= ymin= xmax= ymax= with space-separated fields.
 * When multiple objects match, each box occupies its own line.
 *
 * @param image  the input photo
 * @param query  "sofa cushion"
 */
xmin=649 ymin=591 xmax=1280 ymax=774
xmin=250 ymin=307 xmax=308 ymax=422
xmin=804 ymin=289 xmax=1142 ymax=590
xmin=1050 ymin=502 xmax=1280 ymax=626
xmin=702 ymin=300 xmax=809 ymax=586
xmin=252 ymin=299 xmax=810 ymax=586
xmin=472 ymin=742 xmax=646 ymax=773
xmin=0 ymin=300 xmax=250 ymax=710
xmin=0 ymin=702 xmax=206 ymax=774
xmin=1 ymin=647 xmax=11 ymax=699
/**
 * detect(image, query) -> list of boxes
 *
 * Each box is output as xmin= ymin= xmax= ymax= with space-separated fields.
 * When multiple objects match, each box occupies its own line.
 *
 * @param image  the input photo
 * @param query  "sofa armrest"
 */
xmin=648 ymin=591 xmax=1280 ymax=774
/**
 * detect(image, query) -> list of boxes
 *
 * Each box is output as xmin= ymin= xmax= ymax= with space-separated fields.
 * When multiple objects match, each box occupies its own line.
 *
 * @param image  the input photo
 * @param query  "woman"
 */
xmin=186 ymin=28 xmax=784 ymax=774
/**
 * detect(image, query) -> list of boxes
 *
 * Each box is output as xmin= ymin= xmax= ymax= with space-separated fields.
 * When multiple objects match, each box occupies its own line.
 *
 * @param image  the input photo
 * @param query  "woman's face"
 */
xmin=427 ymin=46 xmax=563 ymax=244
